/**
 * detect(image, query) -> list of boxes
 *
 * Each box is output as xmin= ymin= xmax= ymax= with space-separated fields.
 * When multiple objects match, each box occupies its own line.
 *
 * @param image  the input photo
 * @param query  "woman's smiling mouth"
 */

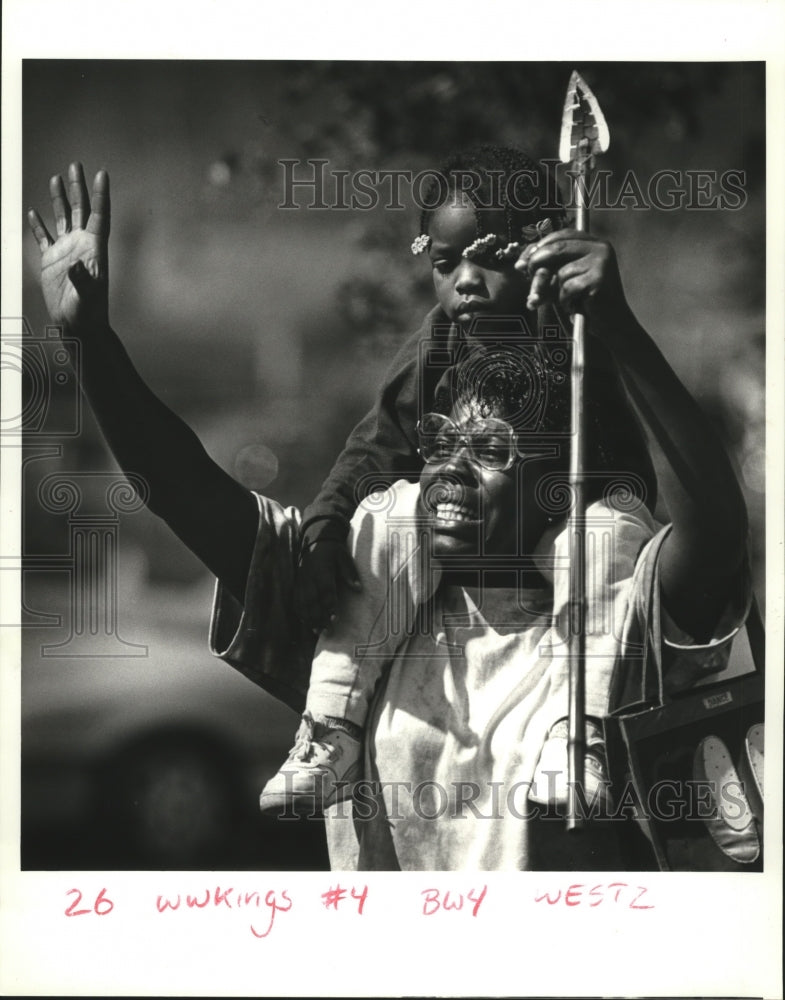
xmin=432 ymin=500 xmax=482 ymax=530
xmin=434 ymin=501 xmax=480 ymax=525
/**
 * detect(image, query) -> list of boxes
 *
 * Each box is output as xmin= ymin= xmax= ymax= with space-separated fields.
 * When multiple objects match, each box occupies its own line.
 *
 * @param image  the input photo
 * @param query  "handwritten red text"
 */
xmin=322 ymin=884 xmax=369 ymax=915
xmin=65 ymin=888 xmax=114 ymax=917
xmin=421 ymin=885 xmax=487 ymax=917
xmin=534 ymin=883 xmax=654 ymax=909
xmin=154 ymin=885 xmax=293 ymax=938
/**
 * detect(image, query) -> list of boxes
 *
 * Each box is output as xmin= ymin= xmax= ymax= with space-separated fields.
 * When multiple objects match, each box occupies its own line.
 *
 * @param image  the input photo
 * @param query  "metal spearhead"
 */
xmin=559 ymin=70 xmax=610 ymax=169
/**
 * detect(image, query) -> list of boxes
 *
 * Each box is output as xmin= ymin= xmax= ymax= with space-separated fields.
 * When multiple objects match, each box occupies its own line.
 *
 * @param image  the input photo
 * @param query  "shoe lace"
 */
xmin=289 ymin=712 xmax=338 ymax=764
xmin=290 ymin=712 xmax=317 ymax=762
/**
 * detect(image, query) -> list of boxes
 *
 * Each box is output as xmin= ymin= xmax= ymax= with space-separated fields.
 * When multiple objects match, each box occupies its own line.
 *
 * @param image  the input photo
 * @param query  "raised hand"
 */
xmin=27 ymin=163 xmax=110 ymax=331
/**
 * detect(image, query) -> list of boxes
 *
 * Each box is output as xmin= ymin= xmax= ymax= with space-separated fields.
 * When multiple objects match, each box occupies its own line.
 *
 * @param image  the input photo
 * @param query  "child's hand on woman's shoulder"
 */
xmin=295 ymin=533 xmax=362 ymax=633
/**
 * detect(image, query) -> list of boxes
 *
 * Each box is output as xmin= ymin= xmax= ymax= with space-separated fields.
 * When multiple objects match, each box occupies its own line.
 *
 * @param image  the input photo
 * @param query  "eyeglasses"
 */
xmin=416 ymin=412 xmax=518 ymax=472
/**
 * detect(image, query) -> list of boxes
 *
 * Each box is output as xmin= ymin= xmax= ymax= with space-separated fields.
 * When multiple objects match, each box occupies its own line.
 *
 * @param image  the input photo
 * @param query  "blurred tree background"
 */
xmin=22 ymin=60 xmax=765 ymax=604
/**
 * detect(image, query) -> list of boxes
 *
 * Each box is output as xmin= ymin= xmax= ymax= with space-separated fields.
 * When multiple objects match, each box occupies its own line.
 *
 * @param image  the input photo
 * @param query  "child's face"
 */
xmin=427 ymin=196 xmax=533 ymax=329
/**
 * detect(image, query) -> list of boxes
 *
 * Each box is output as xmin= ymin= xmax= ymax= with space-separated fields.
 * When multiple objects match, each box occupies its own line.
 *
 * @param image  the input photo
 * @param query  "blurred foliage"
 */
xmin=273 ymin=62 xmax=741 ymax=162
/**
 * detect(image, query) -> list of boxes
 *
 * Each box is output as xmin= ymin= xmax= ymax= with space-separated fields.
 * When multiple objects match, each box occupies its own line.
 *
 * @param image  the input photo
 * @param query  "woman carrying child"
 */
xmin=27 ymin=148 xmax=750 ymax=870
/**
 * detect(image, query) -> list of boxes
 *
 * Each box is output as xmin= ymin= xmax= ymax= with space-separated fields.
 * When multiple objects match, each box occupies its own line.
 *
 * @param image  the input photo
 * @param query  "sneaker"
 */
xmin=692 ymin=733 xmax=760 ymax=864
xmin=529 ymin=718 xmax=611 ymax=810
xmin=739 ymin=722 xmax=764 ymax=821
xmin=259 ymin=712 xmax=362 ymax=816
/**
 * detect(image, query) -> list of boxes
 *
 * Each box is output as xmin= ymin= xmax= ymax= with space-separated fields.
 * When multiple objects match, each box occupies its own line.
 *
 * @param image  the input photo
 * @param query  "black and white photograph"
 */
xmin=2 ymin=3 xmax=783 ymax=997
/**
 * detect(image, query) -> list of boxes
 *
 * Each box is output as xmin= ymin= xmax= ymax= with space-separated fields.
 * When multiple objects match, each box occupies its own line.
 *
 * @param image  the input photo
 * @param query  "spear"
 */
xmin=558 ymin=71 xmax=610 ymax=831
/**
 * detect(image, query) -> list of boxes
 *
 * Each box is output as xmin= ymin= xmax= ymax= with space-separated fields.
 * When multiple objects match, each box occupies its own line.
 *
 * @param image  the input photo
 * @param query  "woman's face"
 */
xmin=427 ymin=196 xmax=533 ymax=330
xmin=417 ymin=402 xmax=555 ymax=560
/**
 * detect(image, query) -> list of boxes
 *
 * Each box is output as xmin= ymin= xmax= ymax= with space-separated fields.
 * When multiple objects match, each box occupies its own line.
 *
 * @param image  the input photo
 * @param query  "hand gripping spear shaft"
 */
xmin=558 ymin=71 xmax=610 ymax=831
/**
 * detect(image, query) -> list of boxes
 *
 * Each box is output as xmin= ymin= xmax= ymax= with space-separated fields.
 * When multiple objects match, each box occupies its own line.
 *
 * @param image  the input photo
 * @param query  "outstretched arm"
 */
xmin=521 ymin=232 xmax=749 ymax=642
xmin=28 ymin=163 xmax=258 ymax=603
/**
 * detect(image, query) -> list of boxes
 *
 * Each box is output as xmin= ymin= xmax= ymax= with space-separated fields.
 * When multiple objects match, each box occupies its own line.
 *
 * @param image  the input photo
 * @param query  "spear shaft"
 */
xmin=558 ymin=71 xmax=608 ymax=831
xmin=566 ymin=150 xmax=590 ymax=832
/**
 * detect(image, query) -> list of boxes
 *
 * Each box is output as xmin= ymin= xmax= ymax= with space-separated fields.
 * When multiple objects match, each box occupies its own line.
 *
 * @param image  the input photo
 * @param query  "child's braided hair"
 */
xmin=415 ymin=144 xmax=568 ymax=252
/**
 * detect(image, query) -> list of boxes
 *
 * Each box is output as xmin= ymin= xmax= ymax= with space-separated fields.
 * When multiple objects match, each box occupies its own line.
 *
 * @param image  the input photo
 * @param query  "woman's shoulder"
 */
xmin=351 ymin=479 xmax=423 ymax=559
xmin=355 ymin=479 xmax=421 ymax=521
xmin=351 ymin=480 xmax=439 ymax=603
xmin=587 ymin=491 xmax=661 ymax=534
xmin=534 ymin=492 xmax=662 ymax=588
